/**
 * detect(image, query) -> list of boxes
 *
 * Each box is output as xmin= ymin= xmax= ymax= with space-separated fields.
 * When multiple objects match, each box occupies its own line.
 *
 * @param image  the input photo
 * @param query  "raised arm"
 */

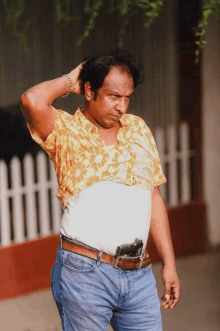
xmin=20 ymin=64 xmax=83 ymax=141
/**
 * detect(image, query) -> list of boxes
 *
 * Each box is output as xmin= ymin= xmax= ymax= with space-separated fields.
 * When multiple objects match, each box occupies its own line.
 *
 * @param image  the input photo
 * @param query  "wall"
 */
xmin=201 ymin=6 xmax=220 ymax=247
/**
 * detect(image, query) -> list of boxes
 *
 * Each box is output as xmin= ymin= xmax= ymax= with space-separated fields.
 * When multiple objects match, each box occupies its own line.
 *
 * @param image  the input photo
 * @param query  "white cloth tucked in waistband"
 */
xmin=60 ymin=181 xmax=152 ymax=255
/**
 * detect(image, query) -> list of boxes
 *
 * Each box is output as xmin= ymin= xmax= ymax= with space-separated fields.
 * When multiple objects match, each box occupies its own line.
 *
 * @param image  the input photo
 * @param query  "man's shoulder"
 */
xmin=122 ymin=113 xmax=150 ymax=130
xmin=52 ymin=106 xmax=75 ymax=121
xmin=51 ymin=106 xmax=79 ymax=130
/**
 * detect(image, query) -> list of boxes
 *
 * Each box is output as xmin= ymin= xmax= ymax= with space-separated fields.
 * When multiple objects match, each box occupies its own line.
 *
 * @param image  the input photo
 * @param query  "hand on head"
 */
xmin=68 ymin=63 xmax=84 ymax=95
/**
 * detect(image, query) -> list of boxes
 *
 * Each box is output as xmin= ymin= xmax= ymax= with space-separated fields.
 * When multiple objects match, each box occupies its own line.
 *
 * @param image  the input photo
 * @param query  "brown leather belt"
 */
xmin=61 ymin=237 xmax=151 ymax=270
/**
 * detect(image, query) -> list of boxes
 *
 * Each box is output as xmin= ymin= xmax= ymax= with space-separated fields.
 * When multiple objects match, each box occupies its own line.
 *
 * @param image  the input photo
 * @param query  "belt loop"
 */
xmin=140 ymin=243 xmax=147 ymax=258
xmin=96 ymin=250 xmax=103 ymax=268
xmin=138 ymin=256 xmax=143 ymax=270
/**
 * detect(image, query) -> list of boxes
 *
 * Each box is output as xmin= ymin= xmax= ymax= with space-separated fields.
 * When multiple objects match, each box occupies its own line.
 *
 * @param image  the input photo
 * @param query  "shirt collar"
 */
xmin=74 ymin=107 xmax=130 ymax=133
xmin=74 ymin=107 xmax=97 ymax=133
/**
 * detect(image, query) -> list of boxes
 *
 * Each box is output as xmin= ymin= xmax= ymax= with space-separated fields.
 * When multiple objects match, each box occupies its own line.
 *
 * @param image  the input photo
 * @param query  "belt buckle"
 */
xmin=114 ymin=255 xmax=143 ymax=270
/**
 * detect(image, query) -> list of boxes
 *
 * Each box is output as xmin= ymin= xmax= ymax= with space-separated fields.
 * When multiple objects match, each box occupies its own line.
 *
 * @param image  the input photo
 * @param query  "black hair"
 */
xmin=78 ymin=48 xmax=143 ymax=100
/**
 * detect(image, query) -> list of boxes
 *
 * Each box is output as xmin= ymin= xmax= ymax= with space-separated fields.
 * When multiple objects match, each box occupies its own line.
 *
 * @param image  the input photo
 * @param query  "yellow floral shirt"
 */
xmin=27 ymin=106 xmax=166 ymax=208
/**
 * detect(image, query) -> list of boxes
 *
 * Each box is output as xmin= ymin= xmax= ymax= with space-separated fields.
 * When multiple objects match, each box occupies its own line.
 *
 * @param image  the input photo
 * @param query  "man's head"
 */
xmin=78 ymin=49 xmax=142 ymax=130
xmin=79 ymin=49 xmax=142 ymax=100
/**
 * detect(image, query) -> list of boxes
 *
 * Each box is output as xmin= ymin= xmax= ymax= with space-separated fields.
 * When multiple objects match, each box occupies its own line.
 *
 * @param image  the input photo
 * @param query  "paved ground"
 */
xmin=0 ymin=251 xmax=219 ymax=331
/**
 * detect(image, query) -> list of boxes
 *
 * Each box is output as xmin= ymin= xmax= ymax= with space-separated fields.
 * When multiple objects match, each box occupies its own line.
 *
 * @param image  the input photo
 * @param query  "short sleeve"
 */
xmin=149 ymin=130 xmax=167 ymax=187
xmin=138 ymin=117 xmax=167 ymax=187
xmin=26 ymin=106 xmax=68 ymax=160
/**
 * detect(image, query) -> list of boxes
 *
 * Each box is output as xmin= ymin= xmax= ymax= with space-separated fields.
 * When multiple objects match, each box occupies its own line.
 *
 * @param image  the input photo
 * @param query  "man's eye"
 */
xmin=110 ymin=95 xmax=117 ymax=99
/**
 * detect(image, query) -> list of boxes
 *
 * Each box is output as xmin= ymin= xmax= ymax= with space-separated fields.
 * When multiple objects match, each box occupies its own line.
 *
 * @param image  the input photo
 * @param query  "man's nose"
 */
xmin=116 ymin=98 xmax=128 ymax=114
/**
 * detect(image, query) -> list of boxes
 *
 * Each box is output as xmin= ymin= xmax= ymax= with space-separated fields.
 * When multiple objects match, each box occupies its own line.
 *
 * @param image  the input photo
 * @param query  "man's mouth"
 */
xmin=110 ymin=114 xmax=120 ymax=120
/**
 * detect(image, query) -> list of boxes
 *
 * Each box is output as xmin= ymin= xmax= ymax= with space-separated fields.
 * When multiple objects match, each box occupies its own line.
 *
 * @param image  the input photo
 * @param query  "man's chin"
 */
xmin=93 ymin=116 xmax=119 ymax=129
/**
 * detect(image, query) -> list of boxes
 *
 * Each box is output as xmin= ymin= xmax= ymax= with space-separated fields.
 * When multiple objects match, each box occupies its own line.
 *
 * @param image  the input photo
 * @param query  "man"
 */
xmin=21 ymin=49 xmax=180 ymax=331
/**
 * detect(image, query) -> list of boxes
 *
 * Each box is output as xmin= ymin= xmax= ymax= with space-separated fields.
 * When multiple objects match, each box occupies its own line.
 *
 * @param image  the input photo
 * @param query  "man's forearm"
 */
xmin=150 ymin=186 xmax=176 ymax=270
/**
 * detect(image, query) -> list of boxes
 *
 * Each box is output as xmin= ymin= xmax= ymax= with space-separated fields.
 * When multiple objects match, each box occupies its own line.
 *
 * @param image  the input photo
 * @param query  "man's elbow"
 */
xmin=20 ymin=92 xmax=35 ymax=111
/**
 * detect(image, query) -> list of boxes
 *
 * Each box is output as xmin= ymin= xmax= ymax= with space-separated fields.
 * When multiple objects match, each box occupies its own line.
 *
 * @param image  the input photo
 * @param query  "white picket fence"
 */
xmin=0 ymin=122 xmax=195 ymax=247
xmin=154 ymin=123 xmax=195 ymax=206
xmin=0 ymin=153 xmax=62 ymax=247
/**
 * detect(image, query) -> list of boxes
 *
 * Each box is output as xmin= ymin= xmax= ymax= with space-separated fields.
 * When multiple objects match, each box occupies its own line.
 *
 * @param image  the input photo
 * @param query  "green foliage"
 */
xmin=84 ymin=0 xmax=103 ymax=37
xmin=2 ymin=0 xmax=164 ymax=49
xmin=193 ymin=0 xmax=220 ymax=64
xmin=116 ymin=0 xmax=164 ymax=46
xmin=56 ymin=0 xmax=76 ymax=23
xmin=2 ymin=0 xmax=31 ymax=51
xmin=2 ymin=0 xmax=220 ymax=62
xmin=77 ymin=0 xmax=164 ymax=46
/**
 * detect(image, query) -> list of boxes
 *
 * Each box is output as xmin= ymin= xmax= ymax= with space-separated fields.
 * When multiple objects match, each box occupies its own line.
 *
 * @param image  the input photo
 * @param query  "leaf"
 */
xmin=13 ymin=9 xmax=23 ymax=19
xmin=198 ymin=22 xmax=204 ymax=28
xmin=203 ymin=9 xmax=212 ymax=17
xmin=56 ymin=4 xmax=63 ymax=22
xmin=150 ymin=2 xmax=157 ymax=9
xmin=20 ymin=33 xmax=27 ymax=47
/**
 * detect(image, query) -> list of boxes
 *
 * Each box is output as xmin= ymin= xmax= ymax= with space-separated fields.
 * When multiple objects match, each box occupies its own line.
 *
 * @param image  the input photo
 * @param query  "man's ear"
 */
xmin=84 ymin=82 xmax=94 ymax=101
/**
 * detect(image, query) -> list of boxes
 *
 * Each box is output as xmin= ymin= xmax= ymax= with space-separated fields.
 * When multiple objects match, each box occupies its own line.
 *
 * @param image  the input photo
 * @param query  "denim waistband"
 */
xmin=60 ymin=234 xmax=147 ymax=257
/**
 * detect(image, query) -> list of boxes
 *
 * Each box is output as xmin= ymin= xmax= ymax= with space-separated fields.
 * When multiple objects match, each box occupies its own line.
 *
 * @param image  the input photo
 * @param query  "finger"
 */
xmin=172 ymin=286 xmax=181 ymax=303
xmin=161 ymin=293 xmax=171 ymax=303
xmin=161 ymin=295 xmax=172 ymax=307
xmin=168 ymin=288 xmax=180 ymax=309
xmin=161 ymin=300 xmax=170 ymax=307
xmin=161 ymin=301 xmax=170 ymax=309
xmin=169 ymin=298 xmax=177 ymax=309
xmin=163 ymin=299 xmax=173 ymax=307
xmin=167 ymin=295 xmax=175 ymax=308
xmin=169 ymin=295 xmax=179 ymax=309
xmin=163 ymin=289 xmax=171 ymax=303
xmin=169 ymin=302 xmax=175 ymax=309
xmin=77 ymin=63 xmax=83 ymax=69
xmin=161 ymin=292 xmax=171 ymax=300
xmin=161 ymin=297 xmax=171 ymax=310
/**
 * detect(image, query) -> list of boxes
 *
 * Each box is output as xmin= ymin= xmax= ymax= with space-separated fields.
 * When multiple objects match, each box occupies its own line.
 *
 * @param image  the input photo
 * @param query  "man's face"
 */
xmin=85 ymin=66 xmax=134 ymax=129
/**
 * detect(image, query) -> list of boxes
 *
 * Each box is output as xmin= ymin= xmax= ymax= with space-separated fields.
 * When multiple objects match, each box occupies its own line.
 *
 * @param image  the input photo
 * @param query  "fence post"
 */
xmin=167 ymin=125 xmax=178 ymax=206
xmin=180 ymin=123 xmax=190 ymax=204
xmin=0 ymin=160 xmax=11 ymax=246
xmin=37 ymin=152 xmax=50 ymax=236
xmin=11 ymin=157 xmax=25 ymax=243
xmin=49 ymin=159 xmax=62 ymax=233
xmin=24 ymin=154 xmax=38 ymax=240
xmin=155 ymin=127 xmax=166 ymax=202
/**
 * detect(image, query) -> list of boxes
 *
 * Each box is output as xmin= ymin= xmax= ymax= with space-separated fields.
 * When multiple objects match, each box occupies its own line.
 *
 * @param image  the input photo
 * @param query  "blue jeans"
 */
xmin=51 ymin=245 xmax=163 ymax=331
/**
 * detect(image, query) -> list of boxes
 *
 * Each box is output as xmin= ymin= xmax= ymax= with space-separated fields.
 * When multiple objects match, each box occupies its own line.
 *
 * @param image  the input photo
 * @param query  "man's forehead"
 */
xmin=102 ymin=67 xmax=134 ymax=91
